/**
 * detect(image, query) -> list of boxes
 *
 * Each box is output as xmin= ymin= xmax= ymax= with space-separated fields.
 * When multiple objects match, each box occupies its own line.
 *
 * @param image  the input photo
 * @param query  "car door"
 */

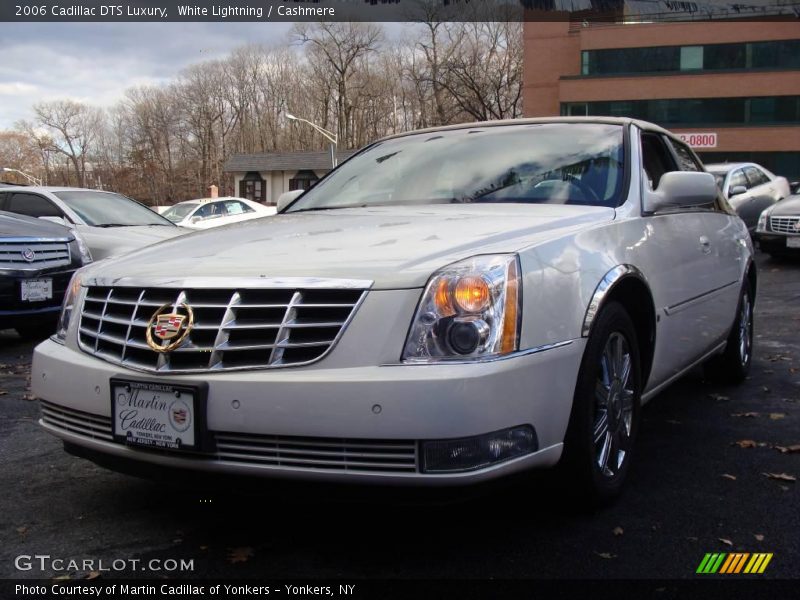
xmin=743 ymin=165 xmax=780 ymax=221
xmin=640 ymin=132 xmax=741 ymax=383
xmin=222 ymin=200 xmax=256 ymax=224
xmin=725 ymin=168 xmax=766 ymax=230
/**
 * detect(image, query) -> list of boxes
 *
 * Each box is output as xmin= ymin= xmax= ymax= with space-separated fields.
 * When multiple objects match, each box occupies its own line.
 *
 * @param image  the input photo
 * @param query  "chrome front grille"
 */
xmin=40 ymin=402 xmax=419 ymax=474
xmin=0 ymin=239 xmax=70 ymax=269
xmin=770 ymin=216 xmax=800 ymax=234
xmin=78 ymin=285 xmax=366 ymax=372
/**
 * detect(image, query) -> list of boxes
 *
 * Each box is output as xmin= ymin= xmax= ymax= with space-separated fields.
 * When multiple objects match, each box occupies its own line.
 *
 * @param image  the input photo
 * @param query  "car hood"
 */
xmin=771 ymin=195 xmax=800 ymax=217
xmin=76 ymin=224 xmax=187 ymax=260
xmin=0 ymin=211 xmax=73 ymax=238
xmin=84 ymin=204 xmax=615 ymax=289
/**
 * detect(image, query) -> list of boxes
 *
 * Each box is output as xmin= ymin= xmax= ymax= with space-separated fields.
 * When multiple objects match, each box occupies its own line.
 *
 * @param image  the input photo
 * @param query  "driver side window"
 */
xmin=641 ymin=133 xmax=678 ymax=190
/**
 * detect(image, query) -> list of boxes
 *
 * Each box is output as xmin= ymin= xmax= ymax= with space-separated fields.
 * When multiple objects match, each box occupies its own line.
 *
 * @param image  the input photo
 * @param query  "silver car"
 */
xmin=706 ymin=163 xmax=791 ymax=232
xmin=32 ymin=118 xmax=755 ymax=505
xmin=0 ymin=187 xmax=185 ymax=260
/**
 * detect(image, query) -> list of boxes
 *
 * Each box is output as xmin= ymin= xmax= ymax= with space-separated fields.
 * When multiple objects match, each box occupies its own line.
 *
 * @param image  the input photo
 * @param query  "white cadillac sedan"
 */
xmin=32 ymin=118 xmax=755 ymax=504
xmin=161 ymin=197 xmax=276 ymax=229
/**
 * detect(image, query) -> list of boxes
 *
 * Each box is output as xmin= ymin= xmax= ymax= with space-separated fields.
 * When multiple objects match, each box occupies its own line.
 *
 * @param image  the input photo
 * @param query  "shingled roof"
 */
xmin=224 ymin=150 xmax=358 ymax=173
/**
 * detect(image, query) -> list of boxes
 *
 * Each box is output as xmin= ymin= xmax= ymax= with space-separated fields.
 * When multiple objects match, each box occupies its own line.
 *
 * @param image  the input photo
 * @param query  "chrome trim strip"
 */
xmin=582 ymin=264 xmax=646 ymax=337
xmin=642 ymin=341 xmax=726 ymax=403
xmin=83 ymin=276 xmax=374 ymax=290
xmin=0 ymin=237 xmax=72 ymax=243
xmin=664 ymin=280 xmax=739 ymax=316
xmin=386 ymin=340 xmax=574 ymax=366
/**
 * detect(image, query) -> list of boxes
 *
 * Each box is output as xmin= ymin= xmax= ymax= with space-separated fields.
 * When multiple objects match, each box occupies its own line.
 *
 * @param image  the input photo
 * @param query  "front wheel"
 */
xmin=559 ymin=302 xmax=642 ymax=506
xmin=705 ymin=284 xmax=753 ymax=384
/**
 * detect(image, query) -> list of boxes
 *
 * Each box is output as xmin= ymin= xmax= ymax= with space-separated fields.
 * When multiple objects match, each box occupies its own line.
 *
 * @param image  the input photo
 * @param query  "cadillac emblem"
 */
xmin=21 ymin=248 xmax=35 ymax=263
xmin=145 ymin=303 xmax=194 ymax=353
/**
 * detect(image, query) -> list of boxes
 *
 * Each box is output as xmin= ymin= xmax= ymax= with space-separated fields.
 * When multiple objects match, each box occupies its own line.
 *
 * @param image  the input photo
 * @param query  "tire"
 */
xmin=559 ymin=301 xmax=642 ymax=506
xmin=705 ymin=284 xmax=753 ymax=384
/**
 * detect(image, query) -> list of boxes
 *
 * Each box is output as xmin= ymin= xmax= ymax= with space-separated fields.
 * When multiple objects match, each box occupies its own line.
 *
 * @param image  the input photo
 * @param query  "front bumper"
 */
xmin=32 ymin=338 xmax=584 ymax=484
xmin=755 ymin=232 xmax=800 ymax=255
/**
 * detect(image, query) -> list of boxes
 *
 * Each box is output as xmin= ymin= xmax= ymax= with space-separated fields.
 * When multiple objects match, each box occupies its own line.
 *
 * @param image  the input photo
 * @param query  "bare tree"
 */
xmin=32 ymin=100 xmax=104 ymax=186
xmin=292 ymin=22 xmax=384 ymax=147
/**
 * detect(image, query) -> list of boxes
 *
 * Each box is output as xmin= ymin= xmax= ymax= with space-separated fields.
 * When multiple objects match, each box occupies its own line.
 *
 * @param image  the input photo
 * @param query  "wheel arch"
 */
xmin=582 ymin=265 xmax=657 ymax=389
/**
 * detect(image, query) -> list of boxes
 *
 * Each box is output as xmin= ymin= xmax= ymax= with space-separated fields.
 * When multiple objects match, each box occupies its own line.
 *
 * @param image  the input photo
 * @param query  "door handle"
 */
xmin=699 ymin=236 xmax=711 ymax=254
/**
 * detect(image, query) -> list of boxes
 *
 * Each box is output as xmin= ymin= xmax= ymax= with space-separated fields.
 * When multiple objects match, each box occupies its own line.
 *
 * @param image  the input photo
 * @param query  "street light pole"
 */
xmin=0 ymin=167 xmax=42 ymax=186
xmin=285 ymin=112 xmax=338 ymax=168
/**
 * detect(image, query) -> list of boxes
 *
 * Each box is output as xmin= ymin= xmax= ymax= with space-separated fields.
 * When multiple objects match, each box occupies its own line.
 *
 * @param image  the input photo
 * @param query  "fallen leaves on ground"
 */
xmin=719 ymin=538 xmax=733 ymax=547
xmin=227 ymin=547 xmax=254 ymax=564
xmin=731 ymin=412 xmax=760 ymax=418
xmin=754 ymin=534 xmax=765 ymax=542
xmin=762 ymin=472 xmax=796 ymax=483
xmin=16 ymin=526 xmax=27 ymax=535
xmin=769 ymin=413 xmax=786 ymax=420
xmin=733 ymin=440 xmax=758 ymax=448
xmin=721 ymin=474 xmax=737 ymax=481
xmin=21 ymin=393 xmax=35 ymax=401
xmin=708 ymin=393 xmax=729 ymax=402
xmin=594 ymin=552 xmax=616 ymax=559
xmin=774 ymin=444 xmax=800 ymax=454
xmin=612 ymin=527 xmax=624 ymax=536
xmin=0 ymin=390 xmax=7 ymax=396
xmin=85 ymin=571 xmax=100 ymax=580
xmin=52 ymin=575 xmax=71 ymax=581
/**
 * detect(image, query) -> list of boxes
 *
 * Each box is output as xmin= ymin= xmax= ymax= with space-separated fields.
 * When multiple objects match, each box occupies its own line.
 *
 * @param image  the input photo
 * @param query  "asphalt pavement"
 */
xmin=1 ymin=252 xmax=798 ymax=587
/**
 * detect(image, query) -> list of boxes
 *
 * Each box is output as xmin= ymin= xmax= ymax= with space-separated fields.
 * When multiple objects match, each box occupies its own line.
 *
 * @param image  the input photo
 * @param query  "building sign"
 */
xmin=677 ymin=132 xmax=718 ymax=149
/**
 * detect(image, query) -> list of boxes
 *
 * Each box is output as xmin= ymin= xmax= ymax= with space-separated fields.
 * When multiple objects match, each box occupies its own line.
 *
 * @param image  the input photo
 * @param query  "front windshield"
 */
xmin=162 ymin=203 xmax=198 ymax=222
xmin=53 ymin=191 xmax=174 ymax=227
xmin=287 ymin=123 xmax=625 ymax=212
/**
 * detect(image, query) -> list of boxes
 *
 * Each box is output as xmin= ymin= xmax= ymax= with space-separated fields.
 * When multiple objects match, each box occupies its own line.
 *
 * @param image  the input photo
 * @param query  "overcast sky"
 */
xmin=0 ymin=22 xmax=300 ymax=128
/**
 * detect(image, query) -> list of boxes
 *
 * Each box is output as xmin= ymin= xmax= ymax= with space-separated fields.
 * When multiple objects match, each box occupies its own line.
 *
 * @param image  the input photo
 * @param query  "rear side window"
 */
xmin=744 ymin=166 xmax=770 ymax=187
xmin=224 ymin=200 xmax=254 ymax=215
xmin=728 ymin=169 xmax=749 ymax=190
xmin=8 ymin=193 xmax=63 ymax=218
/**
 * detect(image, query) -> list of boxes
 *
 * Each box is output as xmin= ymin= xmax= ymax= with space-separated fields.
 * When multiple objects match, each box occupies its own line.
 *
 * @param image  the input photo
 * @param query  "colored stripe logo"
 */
xmin=697 ymin=553 xmax=773 ymax=574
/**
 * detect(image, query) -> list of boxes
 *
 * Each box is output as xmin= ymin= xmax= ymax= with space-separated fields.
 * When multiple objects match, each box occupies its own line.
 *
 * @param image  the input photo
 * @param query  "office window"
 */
xmin=561 ymin=96 xmax=800 ymax=126
xmin=582 ymin=39 xmax=800 ymax=75
xmin=680 ymin=46 xmax=703 ymax=70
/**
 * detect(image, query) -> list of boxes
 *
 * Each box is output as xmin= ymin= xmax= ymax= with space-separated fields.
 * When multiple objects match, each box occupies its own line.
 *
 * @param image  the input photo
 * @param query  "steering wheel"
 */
xmin=563 ymin=174 xmax=602 ymax=204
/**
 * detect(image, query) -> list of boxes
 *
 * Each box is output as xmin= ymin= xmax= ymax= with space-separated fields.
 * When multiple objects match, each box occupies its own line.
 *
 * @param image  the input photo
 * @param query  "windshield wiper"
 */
xmin=94 ymin=223 xmax=128 ymax=228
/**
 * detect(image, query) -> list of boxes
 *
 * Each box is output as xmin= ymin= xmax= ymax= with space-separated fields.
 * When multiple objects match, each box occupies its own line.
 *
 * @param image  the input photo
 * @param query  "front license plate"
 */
xmin=111 ymin=380 xmax=198 ymax=450
xmin=787 ymin=237 xmax=800 ymax=249
xmin=21 ymin=279 xmax=52 ymax=302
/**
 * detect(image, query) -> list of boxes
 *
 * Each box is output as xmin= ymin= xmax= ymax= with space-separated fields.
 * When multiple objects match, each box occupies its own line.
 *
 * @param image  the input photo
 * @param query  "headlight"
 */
xmin=56 ymin=270 xmax=84 ymax=341
xmin=402 ymin=254 xmax=520 ymax=362
xmin=756 ymin=209 xmax=769 ymax=233
xmin=72 ymin=230 xmax=93 ymax=264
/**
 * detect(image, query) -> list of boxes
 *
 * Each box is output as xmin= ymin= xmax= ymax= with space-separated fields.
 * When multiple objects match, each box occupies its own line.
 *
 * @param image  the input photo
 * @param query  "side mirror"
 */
xmin=643 ymin=171 xmax=718 ymax=214
xmin=790 ymin=181 xmax=799 ymax=195
xmin=729 ymin=185 xmax=747 ymax=197
xmin=277 ymin=189 xmax=304 ymax=212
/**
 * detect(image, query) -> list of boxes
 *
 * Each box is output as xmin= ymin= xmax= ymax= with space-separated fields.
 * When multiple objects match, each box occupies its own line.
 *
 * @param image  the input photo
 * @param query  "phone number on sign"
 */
xmin=677 ymin=133 xmax=717 ymax=148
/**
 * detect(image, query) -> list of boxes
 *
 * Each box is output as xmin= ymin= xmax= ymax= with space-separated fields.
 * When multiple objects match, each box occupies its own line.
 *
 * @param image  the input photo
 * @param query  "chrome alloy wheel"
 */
xmin=593 ymin=332 xmax=634 ymax=478
xmin=739 ymin=293 xmax=752 ymax=366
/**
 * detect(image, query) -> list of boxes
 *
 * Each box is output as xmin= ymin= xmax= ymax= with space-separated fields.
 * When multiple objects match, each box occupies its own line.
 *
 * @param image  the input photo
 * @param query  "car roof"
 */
xmin=374 ymin=116 xmax=675 ymax=144
xmin=0 ymin=186 xmax=121 ymax=194
xmin=704 ymin=163 xmax=757 ymax=174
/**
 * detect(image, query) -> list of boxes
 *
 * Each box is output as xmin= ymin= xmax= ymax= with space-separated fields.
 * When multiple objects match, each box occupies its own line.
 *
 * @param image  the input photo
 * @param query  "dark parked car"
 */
xmin=706 ymin=163 xmax=791 ymax=232
xmin=755 ymin=194 xmax=800 ymax=258
xmin=0 ymin=211 xmax=92 ymax=339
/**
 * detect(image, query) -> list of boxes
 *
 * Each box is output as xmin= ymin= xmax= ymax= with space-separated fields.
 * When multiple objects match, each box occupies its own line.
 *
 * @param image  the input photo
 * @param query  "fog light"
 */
xmin=421 ymin=425 xmax=537 ymax=473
